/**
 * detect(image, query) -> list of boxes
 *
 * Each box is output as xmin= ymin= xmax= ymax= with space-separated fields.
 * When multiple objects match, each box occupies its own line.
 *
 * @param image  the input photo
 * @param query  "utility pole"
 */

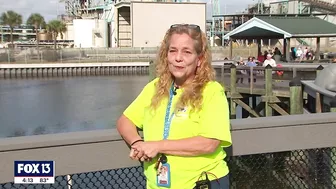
xmin=0 ymin=25 xmax=3 ymax=43
xmin=211 ymin=0 xmax=220 ymax=46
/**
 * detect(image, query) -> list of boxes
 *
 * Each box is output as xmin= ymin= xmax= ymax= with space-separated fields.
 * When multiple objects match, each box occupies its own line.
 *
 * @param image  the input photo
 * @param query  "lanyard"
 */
xmin=163 ymin=84 xmax=175 ymax=140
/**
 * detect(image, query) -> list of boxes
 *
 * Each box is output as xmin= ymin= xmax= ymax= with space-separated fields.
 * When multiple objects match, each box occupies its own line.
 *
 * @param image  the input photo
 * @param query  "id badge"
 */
xmin=157 ymin=163 xmax=171 ymax=187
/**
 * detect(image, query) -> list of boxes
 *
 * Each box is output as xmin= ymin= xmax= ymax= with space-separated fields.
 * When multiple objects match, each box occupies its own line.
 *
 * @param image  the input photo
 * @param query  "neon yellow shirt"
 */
xmin=124 ymin=78 xmax=232 ymax=189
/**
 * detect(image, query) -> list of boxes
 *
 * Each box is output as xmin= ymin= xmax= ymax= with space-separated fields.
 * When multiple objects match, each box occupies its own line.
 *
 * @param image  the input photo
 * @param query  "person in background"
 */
xmin=304 ymin=47 xmax=310 ymax=60
xmin=263 ymin=50 xmax=269 ymax=61
xmin=263 ymin=54 xmax=277 ymax=75
xmin=263 ymin=54 xmax=277 ymax=67
xmin=257 ymin=51 xmax=265 ymax=63
xmin=246 ymin=56 xmax=257 ymax=83
xmin=273 ymin=47 xmax=282 ymax=56
xmin=291 ymin=47 xmax=297 ymax=60
xmin=116 ymin=24 xmax=232 ymax=189
xmin=273 ymin=47 xmax=282 ymax=63
xmin=296 ymin=47 xmax=303 ymax=61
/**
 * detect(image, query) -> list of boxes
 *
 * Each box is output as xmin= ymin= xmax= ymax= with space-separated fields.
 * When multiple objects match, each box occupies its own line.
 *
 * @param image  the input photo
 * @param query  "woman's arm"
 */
xmin=131 ymin=136 xmax=220 ymax=158
xmin=159 ymin=136 xmax=220 ymax=156
xmin=116 ymin=114 xmax=142 ymax=146
xmin=117 ymin=115 xmax=148 ymax=161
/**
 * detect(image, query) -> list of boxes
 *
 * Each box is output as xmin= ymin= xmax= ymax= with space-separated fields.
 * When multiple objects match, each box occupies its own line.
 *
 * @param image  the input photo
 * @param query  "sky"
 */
xmin=0 ymin=0 xmax=65 ymax=22
xmin=0 ymin=0 xmax=253 ymax=23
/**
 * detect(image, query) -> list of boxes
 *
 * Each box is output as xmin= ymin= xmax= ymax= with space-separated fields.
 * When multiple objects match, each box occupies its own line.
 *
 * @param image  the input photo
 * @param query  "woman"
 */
xmin=116 ymin=24 xmax=232 ymax=189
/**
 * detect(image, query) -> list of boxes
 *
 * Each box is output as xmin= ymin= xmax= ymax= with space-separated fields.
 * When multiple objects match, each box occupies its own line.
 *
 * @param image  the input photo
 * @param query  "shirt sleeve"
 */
xmin=123 ymin=79 xmax=156 ymax=129
xmin=198 ymin=83 xmax=232 ymax=147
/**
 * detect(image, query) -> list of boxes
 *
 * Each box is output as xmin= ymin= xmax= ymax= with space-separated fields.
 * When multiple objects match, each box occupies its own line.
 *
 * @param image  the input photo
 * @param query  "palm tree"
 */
xmin=46 ymin=20 xmax=67 ymax=49
xmin=0 ymin=11 xmax=22 ymax=47
xmin=27 ymin=13 xmax=46 ymax=50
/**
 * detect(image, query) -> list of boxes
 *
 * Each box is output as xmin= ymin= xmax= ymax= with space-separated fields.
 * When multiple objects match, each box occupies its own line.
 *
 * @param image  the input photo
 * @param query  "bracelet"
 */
xmin=131 ymin=139 xmax=144 ymax=146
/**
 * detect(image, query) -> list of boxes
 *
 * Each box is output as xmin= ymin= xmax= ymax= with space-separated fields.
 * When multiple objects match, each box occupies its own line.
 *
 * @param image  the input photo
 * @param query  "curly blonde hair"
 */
xmin=150 ymin=25 xmax=215 ymax=113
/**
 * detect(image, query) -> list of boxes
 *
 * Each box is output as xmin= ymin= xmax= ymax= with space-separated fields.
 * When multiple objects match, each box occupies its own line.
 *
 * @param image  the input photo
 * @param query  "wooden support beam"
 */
xmin=289 ymin=77 xmax=303 ymax=115
xmin=229 ymin=39 xmax=233 ymax=60
xmin=261 ymin=96 xmax=282 ymax=103
xmin=230 ymin=64 xmax=237 ymax=94
xmin=264 ymin=64 xmax=273 ymax=117
xmin=230 ymin=64 xmax=237 ymax=119
xmin=254 ymin=101 xmax=265 ymax=114
xmin=269 ymin=103 xmax=289 ymax=116
xmin=234 ymin=99 xmax=260 ymax=117
xmin=315 ymin=92 xmax=322 ymax=113
xmin=230 ymin=99 xmax=237 ymax=119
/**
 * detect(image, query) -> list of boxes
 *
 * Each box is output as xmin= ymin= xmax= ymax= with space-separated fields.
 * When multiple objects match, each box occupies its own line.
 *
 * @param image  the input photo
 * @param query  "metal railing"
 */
xmin=0 ymin=112 xmax=335 ymax=188
xmin=0 ymin=47 xmax=258 ymax=64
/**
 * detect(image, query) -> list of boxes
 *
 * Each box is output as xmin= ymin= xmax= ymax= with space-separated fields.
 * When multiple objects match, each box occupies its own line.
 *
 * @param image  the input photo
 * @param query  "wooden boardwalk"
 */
xmin=219 ymin=74 xmax=292 ymax=97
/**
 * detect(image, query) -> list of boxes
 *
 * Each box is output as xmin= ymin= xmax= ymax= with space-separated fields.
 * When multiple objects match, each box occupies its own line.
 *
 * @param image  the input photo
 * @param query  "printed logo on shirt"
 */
xmin=175 ymin=107 xmax=188 ymax=117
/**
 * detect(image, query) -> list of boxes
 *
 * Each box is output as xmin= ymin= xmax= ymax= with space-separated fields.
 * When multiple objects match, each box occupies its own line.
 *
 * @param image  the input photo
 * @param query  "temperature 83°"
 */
xmin=40 ymin=178 xmax=49 ymax=183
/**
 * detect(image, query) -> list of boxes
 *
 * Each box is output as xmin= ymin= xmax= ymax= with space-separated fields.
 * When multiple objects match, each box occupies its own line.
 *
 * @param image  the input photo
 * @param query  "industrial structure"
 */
xmin=60 ymin=0 xmax=219 ymax=47
xmin=210 ymin=0 xmax=336 ymax=47
xmin=1 ymin=0 xmax=335 ymax=48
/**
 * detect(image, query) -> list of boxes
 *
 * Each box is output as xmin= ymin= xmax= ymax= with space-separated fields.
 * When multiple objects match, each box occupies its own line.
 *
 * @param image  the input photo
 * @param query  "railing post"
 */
xmin=264 ymin=64 xmax=273 ymax=117
xmin=7 ymin=49 xmax=10 ymax=63
xmin=230 ymin=64 xmax=237 ymax=94
xmin=314 ymin=65 xmax=324 ymax=113
xmin=249 ymin=66 xmax=254 ymax=93
xmin=221 ymin=63 xmax=225 ymax=85
xmin=289 ymin=77 xmax=303 ymax=114
xmin=230 ymin=64 xmax=237 ymax=119
xmin=60 ymin=49 xmax=63 ymax=63
xmin=292 ymin=67 xmax=297 ymax=78
xmin=149 ymin=60 xmax=155 ymax=81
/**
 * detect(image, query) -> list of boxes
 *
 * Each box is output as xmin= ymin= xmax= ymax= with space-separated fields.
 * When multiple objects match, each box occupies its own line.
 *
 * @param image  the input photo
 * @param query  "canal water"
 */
xmin=0 ymin=75 xmax=244 ymax=138
xmin=0 ymin=76 xmax=149 ymax=138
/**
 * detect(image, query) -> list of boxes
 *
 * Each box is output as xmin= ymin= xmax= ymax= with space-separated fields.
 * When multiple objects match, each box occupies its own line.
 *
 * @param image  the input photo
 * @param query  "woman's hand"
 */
xmin=129 ymin=148 xmax=144 ymax=160
xmin=129 ymin=142 xmax=153 ymax=162
xmin=131 ymin=141 xmax=161 ymax=159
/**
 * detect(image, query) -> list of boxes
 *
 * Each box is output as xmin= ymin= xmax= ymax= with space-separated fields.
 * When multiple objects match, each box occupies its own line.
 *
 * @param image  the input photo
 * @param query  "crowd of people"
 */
xmin=234 ymin=49 xmax=281 ymax=84
xmin=291 ymin=46 xmax=315 ymax=61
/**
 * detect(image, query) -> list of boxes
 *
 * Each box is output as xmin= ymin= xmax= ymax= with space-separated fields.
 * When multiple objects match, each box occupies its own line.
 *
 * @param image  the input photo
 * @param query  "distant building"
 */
xmin=62 ymin=0 xmax=206 ymax=48
xmin=268 ymin=0 xmax=336 ymax=47
xmin=0 ymin=25 xmax=36 ymax=42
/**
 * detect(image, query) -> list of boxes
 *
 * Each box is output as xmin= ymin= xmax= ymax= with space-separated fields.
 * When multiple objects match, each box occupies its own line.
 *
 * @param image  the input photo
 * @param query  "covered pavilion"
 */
xmin=223 ymin=16 xmax=336 ymax=61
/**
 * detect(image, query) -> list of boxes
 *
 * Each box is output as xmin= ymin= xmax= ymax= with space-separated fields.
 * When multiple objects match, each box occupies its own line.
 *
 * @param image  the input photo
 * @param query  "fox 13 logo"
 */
xmin=14 ymin=161 xmax=55 ymax=184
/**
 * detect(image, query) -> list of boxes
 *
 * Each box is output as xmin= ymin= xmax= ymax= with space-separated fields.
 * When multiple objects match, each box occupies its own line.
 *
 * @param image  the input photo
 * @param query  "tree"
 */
xmin=0 ymin=11 xmax=22 ymax=47
xmin=46 ymin=20 xmax=67 ymax=49
xmin=27 ymin=13 xmax=46 ymax=50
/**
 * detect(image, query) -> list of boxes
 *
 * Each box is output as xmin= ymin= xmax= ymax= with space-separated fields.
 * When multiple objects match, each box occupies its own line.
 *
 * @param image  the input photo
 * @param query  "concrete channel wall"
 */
xmin=0 ymin=62 xmax=330 ymax=79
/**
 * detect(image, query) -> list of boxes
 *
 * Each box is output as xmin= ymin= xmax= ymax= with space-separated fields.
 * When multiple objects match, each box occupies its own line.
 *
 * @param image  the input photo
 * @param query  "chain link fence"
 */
xmin=0 ymin=47 xmax=257 ymax=64
xmin=1 ymin=147 xmax=335 ymax=189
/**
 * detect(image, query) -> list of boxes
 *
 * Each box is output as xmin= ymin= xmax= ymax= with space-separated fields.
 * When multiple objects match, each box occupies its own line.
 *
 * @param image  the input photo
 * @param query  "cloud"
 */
xmin=0 ymin=0 xmax=65 ymax=23
xmin=198 ymin=0 xmax=253 ymax=20
xmin=188 ymin=0 xmax=252 ymax=17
